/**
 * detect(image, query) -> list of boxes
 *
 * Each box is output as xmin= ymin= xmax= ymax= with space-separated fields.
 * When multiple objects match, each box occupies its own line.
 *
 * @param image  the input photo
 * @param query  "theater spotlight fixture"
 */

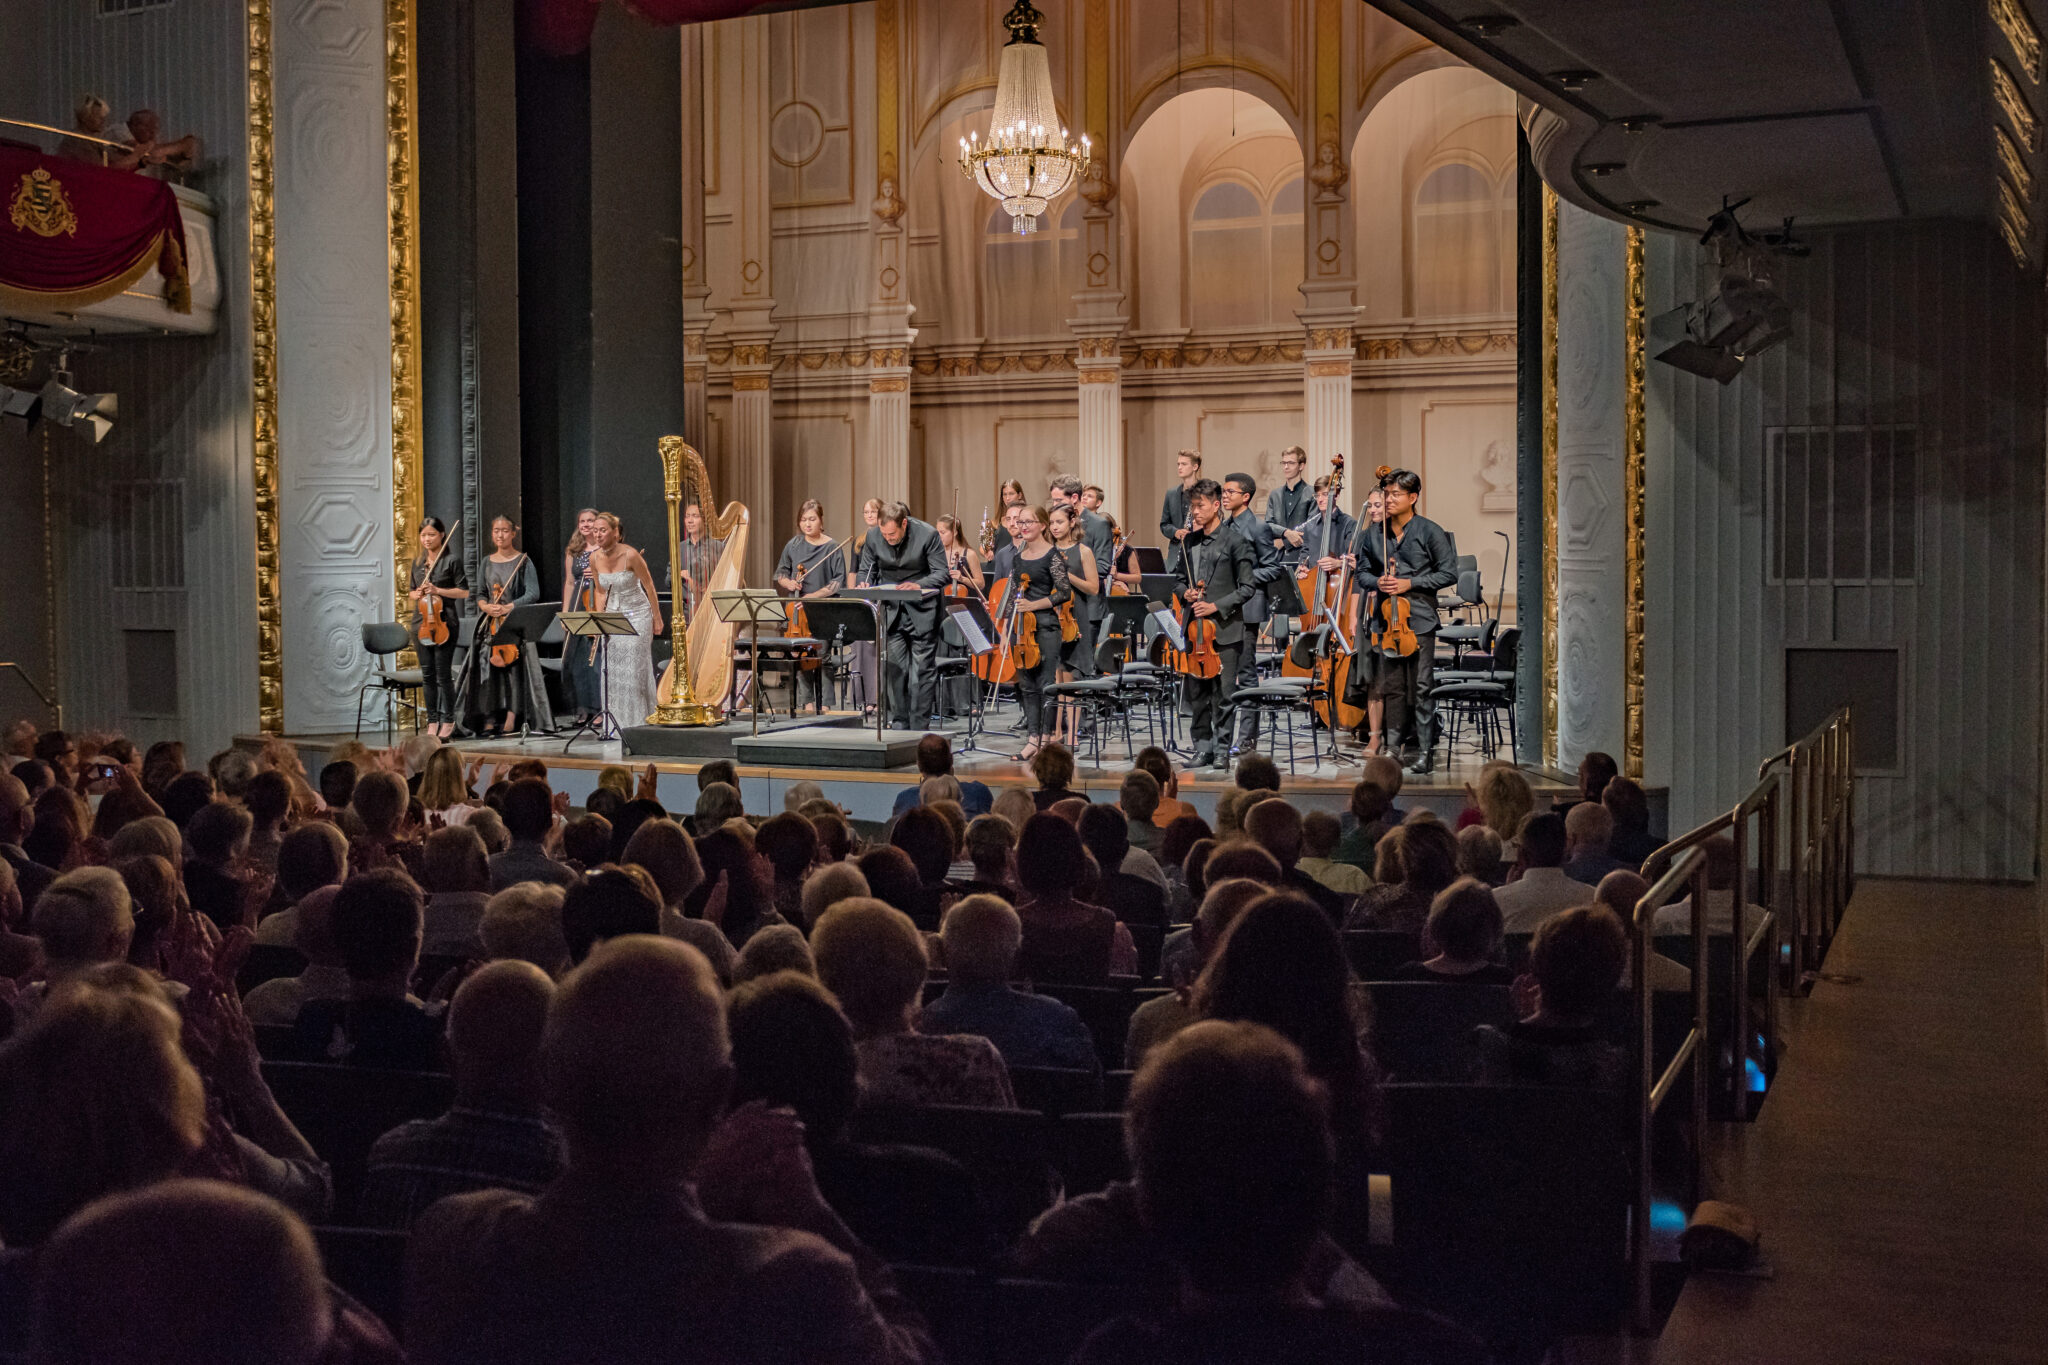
xmin=36 ymin=354 xmax=118 ymax=443
xmin=1650 ymin=199 xmax=1798 ymax=386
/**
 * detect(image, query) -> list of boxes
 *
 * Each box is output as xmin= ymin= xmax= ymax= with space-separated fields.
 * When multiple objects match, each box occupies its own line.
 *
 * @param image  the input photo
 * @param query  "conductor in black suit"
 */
xmin=1171 ymin=479 xmax=1259 ymax=770
xmin=858 ymin=501 xmax=950 ymax=729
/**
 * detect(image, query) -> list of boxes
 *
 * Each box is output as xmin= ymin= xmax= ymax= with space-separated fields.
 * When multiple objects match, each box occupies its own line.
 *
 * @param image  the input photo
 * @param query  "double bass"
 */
xmin=1279 ymin=460 xmax=1365 ymax=730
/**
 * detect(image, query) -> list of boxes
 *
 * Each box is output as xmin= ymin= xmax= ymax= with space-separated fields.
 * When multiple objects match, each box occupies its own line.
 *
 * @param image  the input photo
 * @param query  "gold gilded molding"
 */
xmin=1308 ymin=326 xmax=1353 ymax=350
xmin=1541 ymin=185 xmax=1559 ymax=767
xmin=1992 ymin=56 xmax=2039 ymax=150
xmin=1992 ymin=0 xmax=2043 ymax=82
xmin=387 ymin=0 xmax=424 ymax=625
xmin=1623 ymin=225 xmax=1646 ymax=780
xmin=1357 ymin=332 xmax=1514 ymax=359
xmin=732 ymin=373 xmax=772 ymax=391
xmin=1306 ymin=359 xmax=1352 ymax=377
xmin=1996 ymin=125 xmax=2036 ymax=200
xmin=1086 ymin=0 xmax=1109 ymax=148
xmin=731 ymin=342 xmax=772 ymax=366
xmin=248 ymin=0 xmax=282 ymax=733
xmin=1078 ymin=369 xmax=1119 ymax=385
xmin=1131 ymin=340 xmax=1305 ymax=369
xmin=873 ymin=0 xmax=902 ymax=223
xmin=869 ymin=375 xmax=910 ymax=393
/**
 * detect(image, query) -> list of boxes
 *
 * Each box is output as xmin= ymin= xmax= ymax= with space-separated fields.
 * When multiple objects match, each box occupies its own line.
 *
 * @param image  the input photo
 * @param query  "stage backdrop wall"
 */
xmin=1644 ymin=219 xmax=2045 ymax=882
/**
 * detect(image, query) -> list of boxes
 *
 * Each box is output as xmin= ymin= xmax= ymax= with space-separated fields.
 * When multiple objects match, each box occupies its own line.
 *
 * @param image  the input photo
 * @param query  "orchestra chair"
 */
xmin=355 ymin=622 xmax=425 ymax=743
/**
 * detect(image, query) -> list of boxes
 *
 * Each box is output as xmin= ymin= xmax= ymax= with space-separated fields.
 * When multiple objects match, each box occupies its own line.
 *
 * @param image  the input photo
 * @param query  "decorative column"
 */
xmin=865 ymin=0 xmax=914 ymax=508
xmin=1299 ymin=0 xmax=1357 ymax=474
xmin=728 ymin=14 xmax=777 ymax=585
xmin=680 ymin=24 xmax=714 ymax=451
xmin=1066 ymin=0 xmax=1128 ymax=515
xmin=1551 ymin=198 xmax=1631 ymax=768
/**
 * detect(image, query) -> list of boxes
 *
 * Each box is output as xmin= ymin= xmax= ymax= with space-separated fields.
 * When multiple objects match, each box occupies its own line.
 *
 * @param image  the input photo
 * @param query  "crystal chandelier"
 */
xmin=957 ymin=0 xmax=1090 ymax=235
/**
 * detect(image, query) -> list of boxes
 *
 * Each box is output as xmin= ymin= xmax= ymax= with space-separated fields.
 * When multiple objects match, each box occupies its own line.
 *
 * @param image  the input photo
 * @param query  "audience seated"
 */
xmin=1013 ymin=815 xmax=1134 ymax=986
xmin=160 ymin=772 xmax=217 ymax=830
xmin=1391 ymin=878 xmax=1514 ymax=984
xmin=1193 ymin=893 xmax=1380 ymax=1256
xmin=1596 ymin=871 xmax=1690 ymax=993
xmin=1059 ymin=1024 xmax=1483 ymax=1365
xmin=293 ymin=869 xmax=444 ymax=1071
xmin=1127 ymin=879 xmax=1266 ymax=1067
xmin=360 ymin=960 xmax=566 ymax=1229
xmin=405 ymin=935 xmax=939 ymax=1364
xmin=892 ymin=734 xmax=993 ymax=818
xmin=347 ymin=772 xmax=422 ymax=881
xmin=1330 ymin=762 xmax=1402 ymax=871
xmin=0 ymin=860 xmax=43 ymax=982
xmin=255 ymin=822 xmax=349 ymax=947
xmin=800 ymin=862 xmax=870 ymax=933
xmin=489 ymin=780 xmax=578 ymax=891
xmin=620 ymin=818 xmax=737 ymax=983
xmin=694 ymin=782 xmax=746 ymax=832
xmin=925 ymin=798 xmax=972 ymax=881
xmin=812 ymin=898 xmax=1014 ymax=1109
xmin=1231 ymin=752 xmax=1281 ymax=793
xmin=480 ymin=882 xmax=571 ymax=978
xmin=1454 ymin=824 xmax=1506 ymax=887
xmin=1297 ymin=811 xmax=1369 ymax=898
xmin=783 ymin=779 xmax=827 ymax=812
xmin=756 ymin=812 xmax=818 ymax=925
xmin=1563 ymin=751 xmax=1620 ymax=813
xmin=887 ymin=808 xmax=956 ymax=929
xmin=688 ymin=826 xmax=784 ymax=950
xmin=244 ymin=885 xmax=348 ymax=1026
xmin=1602 ymin=776 xmax=1662 ymax=866
xmin=1156 ymin=814 xmax=1212 ymax=918
xmin=421 ymin=825 xmax=493 ymax=958
xmin=1118 ymin=771 xmax=1163 ymax=854
xmin=990 ymin=785 xmax=1038 ymax=831
xmin=1132 ymin=747 xmax=1194 ymax=828
xmin=921 ymin=895 xmax=1099 ymax=1072
xmin=1652 ymin=834 xmax=1760 ymax=938
xmin=1562 ymin=801 xmax=1631 ymax=885
xmin=1494 ymin=813 xmax=1596 ymax=933
xmin=855 ymin=845 xmax=925 ymax=925
xmin=732 ymin=923 xmax=815 ymax=984
xmin=1474 ymin=905 xmax=1629 ymax=1088
xmin=106 ymin=813 xmax=181 ymax=869
xmin=561 ymin=866 xmax=666 ymax=969
xmin=1243 ymin=801 xmax=1349 ymax=924
xmin=954 ymin=814 xmax=1017 ymax=901
xmin=1029 ymin=743 xmax=1081 ymax=810
xmin=1346 ymin=819 xmax=1459 ymax=934
xmin=17 ymin=868 xmax=133 ymax=1024
xmin=1077 ymin=805 xmax=1169 ymax=928
xmin=811 ymin=810 xmax=855 ymax=865
xmin=1471 ymin=764 xmax=1535 ymax=862
xmin=31 ymin=1179 xmax=341 ymax=1365
xmin=0 ymin=774 xmax=55 ymax=914
xmin=559 ymin=813 xmax=613 ymax=871
xmin=728 ymin=970 xmax=994 ymax=1267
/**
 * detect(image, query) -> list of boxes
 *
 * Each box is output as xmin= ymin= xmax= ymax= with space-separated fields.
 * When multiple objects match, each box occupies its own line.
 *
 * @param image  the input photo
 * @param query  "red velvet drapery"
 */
xmin=0 ymin=147 xmax=190 ymax=315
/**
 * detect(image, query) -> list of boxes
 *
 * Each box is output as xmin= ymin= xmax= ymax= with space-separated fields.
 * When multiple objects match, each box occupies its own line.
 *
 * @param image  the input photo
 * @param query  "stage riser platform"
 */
xmin=618 ymin=713 xmax=863 ymax=760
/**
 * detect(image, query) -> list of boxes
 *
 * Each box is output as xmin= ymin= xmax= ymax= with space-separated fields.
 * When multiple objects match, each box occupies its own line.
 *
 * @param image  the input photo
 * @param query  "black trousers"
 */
xmin=1184 ymin=639 xmax=1245 ymax=757
xmin=1016 ymin=625 xmax=1063 ymax=735
xmin=884 ymin=616 xmax=940 ymax=728
xmin=1375 ymin=632 xmax=1439 ymax=759
xmin=1233 ymin=622 xmax=1262 ymax=748
xmin=417 ymin=640 xmax=459 ymax=724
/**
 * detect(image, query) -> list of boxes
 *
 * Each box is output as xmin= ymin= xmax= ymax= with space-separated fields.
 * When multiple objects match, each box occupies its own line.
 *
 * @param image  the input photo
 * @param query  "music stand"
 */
xmin=1098 ymin=595 xmax=1154 ymax=671
xmin=842 ymin=585 xmax=933 ymax=739
xmin=557 ymin=610 xmax=638 ymax=750
xmin=1128 ymin=547 xmax=1167 ymax=574
xmin=1139 ymin=573 xmax=1181 ymax=605
xmin=484 ymin=603 xmax=560 ymax=738
xmin=943 ymin=597 xmax=1000 ymax=753
xmin=710 ymin=589 xmax=790 ymax=736
xmin=802 ymin=598 xmax=883 ymax=734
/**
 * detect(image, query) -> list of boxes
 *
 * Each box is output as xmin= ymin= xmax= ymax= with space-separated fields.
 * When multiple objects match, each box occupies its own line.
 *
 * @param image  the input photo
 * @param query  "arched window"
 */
xmin=982 ymin=202 xmax=1080 ymax=340
xmin=1412 ymin=161 xmax=1509 ymax=317
xmin=1190 ymin=178 xmax=1300 ymax=330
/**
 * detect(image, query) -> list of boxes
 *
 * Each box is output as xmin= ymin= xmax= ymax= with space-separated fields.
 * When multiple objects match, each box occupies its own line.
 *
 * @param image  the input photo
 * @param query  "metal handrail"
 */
xmin=1631 ymin=843 xmax=1709 ymax=1331
xmin=0 ymin=117 xmax=124 ymax=165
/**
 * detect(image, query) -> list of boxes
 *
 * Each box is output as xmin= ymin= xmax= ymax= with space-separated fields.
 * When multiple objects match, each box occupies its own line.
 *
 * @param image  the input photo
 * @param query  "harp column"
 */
xmin=728 ymin=13 xmax=776 ymax=585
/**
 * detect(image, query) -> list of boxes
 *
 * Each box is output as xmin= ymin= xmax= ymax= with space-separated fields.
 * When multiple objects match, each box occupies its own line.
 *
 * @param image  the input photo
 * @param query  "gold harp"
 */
xmin=652 ymin=435 xmax=748 ymax=719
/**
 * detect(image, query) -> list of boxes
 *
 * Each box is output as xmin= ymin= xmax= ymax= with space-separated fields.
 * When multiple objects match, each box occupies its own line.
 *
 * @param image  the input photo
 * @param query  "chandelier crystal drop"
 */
xmin=957 ymin=0 xmax=1091 ymax=235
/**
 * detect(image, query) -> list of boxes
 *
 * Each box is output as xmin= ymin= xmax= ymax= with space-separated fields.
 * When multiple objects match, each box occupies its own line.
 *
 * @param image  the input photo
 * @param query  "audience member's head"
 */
xmin=447 ymin=959 xmax=554 ymax=1105
xmin=243 ymin=771 xmax=293 ymax=835
xmin=1193 ymin=878 xmax=1266 ymax=962
xmin=731 ymin=923 xmax=815 ymax=985
xmin=1076 ymin=803 xmax=1132 ymax=877
xmin=1474 ymin=764 xmax=1534 ymax=844
xmin=584 ymin=787 xmax=624 ymax=823
xmin=10 ymin=760 xmax=50 ymax=801
xmin=890 ymin=807 xmax=953 ymax=886
xmin=290 ymin=885 xmax=344 ymax=968
xmin=111 ymin=855 xmax=180 ymax=969
xmin=561 ymin=866 xmax=663 ymax=965
xmin=810 ymin=812 xmax=853 ymax=865
xmin=1349 ymin=777 xmax=1395 ymax=830
xmin=685 ymin=827 xmax=771 ymax=932
xmin=318 ymin=760 xmax=358 ymax=814
xmin=696 ymin=759 xmax=740 ymax=794
xmin=1194 ymin=893 xmax=1363 ymax=1107
xmin=467 ymin=806 xmax=510 ymax=854
xmin=939 ymin=893 xmax=1022 ymax=987
xmin=1118 ymin=770 xmax=1161 ymax=826
xmin=1203 ymin=841 xmax=1283 ymax=887
xmin=917 ymin=774 xmax=961 ymax=808
xmin=140 ymin=741 xmax=186 ymax=799
xmin=1233 ymin=752 xmax=1280 ymax=793
xmin=32 ymin=1179 xmax=330 ymax=1365
xmin=1212 ymin=789 xmax=1245 ymax=839
xmin=694 ymin=783 xmax=745 ymax=829
xmin=783 ymin=780 xmax=827 ymax=813
xmin=726 ymin=970 xmax=858 ymax=1145
xmin=1528 ymin=906 xmax=1627 ymax=1021
xmin=0 ymin=980 xmax=205 ymax=1246
xmin=105 ymin=814 xmax=180 ymax=867
xmin=1565 ymin=800 xmax=1615 ymax=861
xmin=561 ymin=813 xmax=613 ymax=869
xmin=1029 ymin=742 xmax=1076 ymax=793
xmin=422 ymin=824 xmax=490 ymax=895
xmin=1015 ymin=812 xmax=1087 ymax=899
xmin=853 ymin=845 xmax=922 ymax=918
xmin=350 ymin=770 xmax=410 ymax=840
xmin=596 ymin=766 xmax=633 ymax=799
xmin=754 ymin=812 xmax=817 ymax=886
xmin=0 ymin=773 xmax=33 ymax=849
xmin=271 ymin=827 xmax=341 ymax=907
xmin=1299 ymin=810 xmax=1341 ymax=862
xmin=480 ymin=882 xmax=570 ymax=977
xmin=1374 ymin=821 xmax=1460 ymax=895
xmin=418 ymin=747 xmax=472 ymax=813
xmin=1578 ymin=751 xmax=1620 ymax=804
xmin=1158 ymin=814 xmax=1212 ymax=875
xmin=544 ymin=937 xmax=730 ymax=1176
xmin=31 ymin=869 xmax=134 ymax=974
xmin=798 ymin=861 xmax=869 ymax=931
xmin=914 ymin=734 xmax=956 ymax=779
xmin=1455 ymin=824 xmax=1505 ymax=884
xmin=32 ymin=731 xmax=77 ymax=782
xmin=990 ymin=786 xmax=1036 ymax=832
xmin=1127 ymin=1020 xmax=1331 ymax=1298
xmin=1133 ymin=746 xmax=1178 ymax=798
xmin=158 ymin=773 xmax=216 ymax=831
xmin=501 ymin=779 xmax=555 ymax=845
xmin=621 ymin=818 xmax=703 ymax=910
xmin=331 ymin=869 xmax=423 ymax=991
xmin=1594 ymin=869 xmax=1649 ymax=927
xmin=1049 ymin=797 xmax=1089 ymax=828
xmin=1516 ymin=811 xmax=1569 ymax=870
xmin=396 ymin=734 xmax=441 ymax=779
xmin=812 ymin=898 xmax=928 ymax=1039
xmin=925 ymin=799 xmax=967 ymax=861
xmin=1181 ymin=838 xmax=1218 ymax=907
xmin=1602 ymin=776 xmax=1650 ymax=838
xmin=1426 ymin=877 xmax=1503 ymax=962
xmin=505 ymin=758 xmax=548 ymax=785
xmin=1242 ymin=800 xmax=1305 ymax=873
xmin=89 ymin=781 xmax=162 ymax=843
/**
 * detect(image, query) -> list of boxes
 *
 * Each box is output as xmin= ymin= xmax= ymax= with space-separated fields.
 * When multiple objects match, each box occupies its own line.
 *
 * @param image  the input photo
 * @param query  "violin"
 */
xmin=416 ymin=554 xmax=451 ymax=648
xmin=484 ymin=579 xmax=519 ymax=668
xmin=1013 ymin=571 xmax=1042 ymax=669
xmin=1108 ymin=525 xmax=1133 ymax=596
xmin=1164 ymin=580 xmax=1222 ymax=679
xmin=1368 ymin=462 xmax=1420 ymax=659
xmin=972 ymin=575 xmax=1018 ymax=684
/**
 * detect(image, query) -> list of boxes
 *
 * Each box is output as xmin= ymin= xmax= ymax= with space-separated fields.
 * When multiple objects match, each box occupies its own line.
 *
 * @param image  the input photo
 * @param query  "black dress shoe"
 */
xmin=1405 ymin=756 xmax=1434 ymax=777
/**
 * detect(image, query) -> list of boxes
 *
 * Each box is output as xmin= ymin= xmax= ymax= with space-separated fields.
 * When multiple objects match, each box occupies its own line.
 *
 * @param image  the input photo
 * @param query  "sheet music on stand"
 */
xmin=1150 ymin=604 xmax=1188 ymax=653
xmin=710 ymin=589 xmax=794 ymax=735
xmin=944 ymin=598 xmax=997 ymax=656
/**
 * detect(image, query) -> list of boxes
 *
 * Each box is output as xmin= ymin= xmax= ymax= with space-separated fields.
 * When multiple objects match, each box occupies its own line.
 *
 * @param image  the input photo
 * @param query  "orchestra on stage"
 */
xmin=406 ymin=441 xmax=1476 ymax=778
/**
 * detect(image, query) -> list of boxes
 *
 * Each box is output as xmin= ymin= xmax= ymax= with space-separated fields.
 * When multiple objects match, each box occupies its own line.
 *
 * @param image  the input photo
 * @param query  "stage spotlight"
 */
xmin=2 ymin=384 xmax=41 ymax=425
xmin=37 ymin=367 xmax=118 ymax=444
xmin=1649 ymin=200 xmax=1799 ymax=386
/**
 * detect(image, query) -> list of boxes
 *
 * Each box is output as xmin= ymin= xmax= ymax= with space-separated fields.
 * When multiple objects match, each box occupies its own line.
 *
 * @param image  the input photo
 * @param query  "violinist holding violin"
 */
xmin=1352 ymin=467 xmax=1457 ymax=776
xmin=408 ymin=516 xmax=471 ymax=739
xmin=776 ymin=500 xmax=849 ymax=713
xmin=1172 ymin=478 xmax=1258 ymax=771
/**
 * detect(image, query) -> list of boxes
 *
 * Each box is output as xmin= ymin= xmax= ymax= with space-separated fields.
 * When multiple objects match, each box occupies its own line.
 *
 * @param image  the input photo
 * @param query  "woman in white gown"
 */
xmin=585 ymin=511 xmax=665 ymax=728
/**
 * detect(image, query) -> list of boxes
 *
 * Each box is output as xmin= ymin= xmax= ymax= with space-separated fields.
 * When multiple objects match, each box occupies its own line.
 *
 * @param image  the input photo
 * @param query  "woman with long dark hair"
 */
xmin=456 ymin=515 xmax=550 ymax=737
xmin=408 ymin=517 xmax=470 ymax=738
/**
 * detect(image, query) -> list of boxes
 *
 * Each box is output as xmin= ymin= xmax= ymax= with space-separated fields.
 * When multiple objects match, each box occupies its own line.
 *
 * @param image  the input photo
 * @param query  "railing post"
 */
xmin=1633 ymin=885 xmax=1653 ymax=1331
xmin=1729 ymin=804 xmax=1750 ymax=1122
xmin=1689 ymin=857 xmax=1709 ymax=1198
xmin=1786 ymin=748 xmax=1806 ymax=987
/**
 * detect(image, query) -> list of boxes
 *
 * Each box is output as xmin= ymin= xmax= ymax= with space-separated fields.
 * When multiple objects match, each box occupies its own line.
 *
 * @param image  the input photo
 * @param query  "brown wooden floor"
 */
xmin=1654 ymin=879 xmax=2048 ymax=1365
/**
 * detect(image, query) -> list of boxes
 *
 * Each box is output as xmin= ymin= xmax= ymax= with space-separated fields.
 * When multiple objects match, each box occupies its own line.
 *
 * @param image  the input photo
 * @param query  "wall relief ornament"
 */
xmin=872 ymin=175 xmax=905 ymax=226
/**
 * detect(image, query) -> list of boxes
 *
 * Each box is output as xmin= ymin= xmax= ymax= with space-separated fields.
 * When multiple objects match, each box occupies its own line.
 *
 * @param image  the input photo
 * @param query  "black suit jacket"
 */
xmin=859 ymin=519 xmax=950 ymax=632
xmin=1228 ymin=509 xmax=1284 ymax=624
xmin=1159 ymin=485 xmax=1194 ymax=542
xmin=1266 ymin=480 xmax=1316 ymax=563
xmin=1078 ymin=509 xmax=1115 ymax=618
xmin=1172 ymin=520 xmax=1260 ymax=647
xmin=1351 ymin=513 xmax=1459 ymax=634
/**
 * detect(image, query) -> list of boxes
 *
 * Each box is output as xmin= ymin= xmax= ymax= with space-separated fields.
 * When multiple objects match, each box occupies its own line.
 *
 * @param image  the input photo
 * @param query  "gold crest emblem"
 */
xmin=10 ymin=167 xmax=79 ymax=238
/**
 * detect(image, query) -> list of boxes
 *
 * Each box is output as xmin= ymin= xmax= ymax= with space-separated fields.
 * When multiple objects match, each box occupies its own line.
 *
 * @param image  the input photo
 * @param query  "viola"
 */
xmin=1014 ymin=571 xmax=1043 ymax=669
xmin=1366 ymin=463 xmax=1421 ymax=659
xmin=484 ymin=579 xmax=518 ymax=668
xmin=1164 ymin=580 xmax=1222 ymax=680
